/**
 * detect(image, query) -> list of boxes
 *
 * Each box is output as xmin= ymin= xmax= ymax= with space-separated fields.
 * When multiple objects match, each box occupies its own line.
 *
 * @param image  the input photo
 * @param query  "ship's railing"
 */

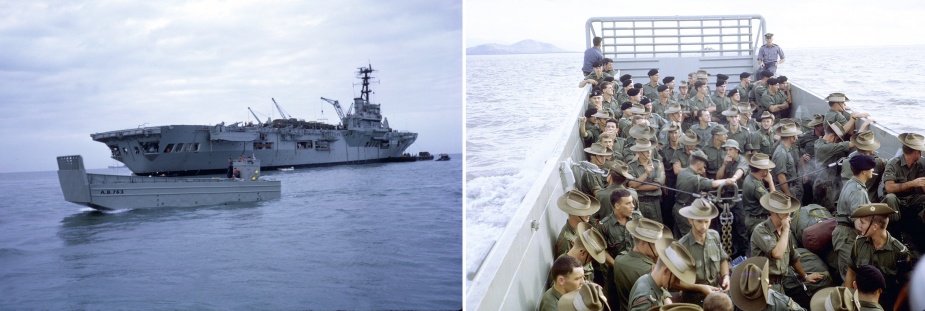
xmin=57 ymin=155 xmax=85 ymax=171
xmin=586 ymin=15 xmax=763 ymax=82
xmin=87 ymin=174 xmax=240 ymax=184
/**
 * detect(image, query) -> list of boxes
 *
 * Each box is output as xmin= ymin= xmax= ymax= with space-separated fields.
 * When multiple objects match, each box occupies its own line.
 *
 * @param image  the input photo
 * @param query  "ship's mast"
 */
xmin=357 ymin=64 xmax=375 ymax=102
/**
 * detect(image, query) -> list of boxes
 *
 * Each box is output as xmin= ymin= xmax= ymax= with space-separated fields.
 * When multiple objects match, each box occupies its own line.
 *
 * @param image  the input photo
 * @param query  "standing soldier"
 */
xmin=771 ymin=122 xmax=803 ymax=201
xmin=832 ymin=154 xmax=876 ymax=282
xmin=757 ymin=33 xmax=785 ymax=75
xmin=627 ymin=137 xmax=666 ymax=221
xmin=554 ymin=190 xmax=601 ymax=281
xmin=643 ymin=69 xmax=661 ymax=100
xmin=741 ymin=153 xmax=776 ymax=240
xmin=673 ymin=149 xmax=735 ymax=237
xmin=812 ymin=121 xmax=855 ymax=211
xmin=613 ymin=218 xmax=671 ymax=311
xmin=627 ymin=238 xmax=697 ymax=311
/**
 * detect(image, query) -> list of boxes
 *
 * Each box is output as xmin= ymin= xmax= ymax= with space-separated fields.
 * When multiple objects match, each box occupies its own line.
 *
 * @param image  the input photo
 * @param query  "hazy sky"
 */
xmin=466 ymin=0 xmax=925 ymax=50
xmin=0 ymin=0 xmax=462 ymax=172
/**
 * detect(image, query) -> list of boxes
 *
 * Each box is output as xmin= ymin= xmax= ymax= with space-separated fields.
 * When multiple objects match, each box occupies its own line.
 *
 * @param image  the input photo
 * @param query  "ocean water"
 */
xmin=0 ymin=156 xmax=461 ymax=310
xmin=464 ymin=45 xmax=925 ymax=285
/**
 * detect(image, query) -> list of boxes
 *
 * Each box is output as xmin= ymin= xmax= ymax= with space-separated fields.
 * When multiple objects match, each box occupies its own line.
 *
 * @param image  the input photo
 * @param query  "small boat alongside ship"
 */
xmin=465 ymin=15 xmax=907 ymax=310
xmin=57 ymin=155 xmax=281 ymax=210
xmin=91 ymin=65 xmax=417 ymax=176
xmin=436 ymin=153 xmax=451 ymax=161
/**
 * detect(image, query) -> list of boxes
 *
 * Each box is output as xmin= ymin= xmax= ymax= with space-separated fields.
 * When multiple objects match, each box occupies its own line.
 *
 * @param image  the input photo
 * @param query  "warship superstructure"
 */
xmin=91 ymin=65 xmax=418 ymax=176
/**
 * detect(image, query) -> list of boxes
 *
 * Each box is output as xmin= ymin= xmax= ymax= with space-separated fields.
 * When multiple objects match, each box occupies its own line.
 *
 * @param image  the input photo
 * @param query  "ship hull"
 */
xmin=92 ymin=124 xmax=417 ymax=176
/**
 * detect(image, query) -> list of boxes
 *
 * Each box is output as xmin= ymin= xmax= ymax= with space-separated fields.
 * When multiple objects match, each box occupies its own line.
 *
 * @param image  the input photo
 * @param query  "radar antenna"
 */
xmin=356 ymin=63 xmax=378 ymax=102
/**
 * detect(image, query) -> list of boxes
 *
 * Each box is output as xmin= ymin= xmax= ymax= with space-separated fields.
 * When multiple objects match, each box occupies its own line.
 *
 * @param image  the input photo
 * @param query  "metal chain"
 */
xmin=719 ymin=203 xmax=734 ymax=256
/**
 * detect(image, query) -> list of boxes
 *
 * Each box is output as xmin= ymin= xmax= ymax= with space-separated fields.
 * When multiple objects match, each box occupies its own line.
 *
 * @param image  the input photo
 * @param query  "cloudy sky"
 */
xmin=466 ymin=0 xmax=925 ymax=50
xmin=0 ymin=0 xmax=461 ymax=172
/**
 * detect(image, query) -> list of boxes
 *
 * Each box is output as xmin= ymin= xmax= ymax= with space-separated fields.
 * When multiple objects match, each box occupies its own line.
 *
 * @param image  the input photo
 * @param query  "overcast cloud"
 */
xmin=466 ymin=0 xmax=925 ymax=50
xmin=0 ymin=0 xmax=462 ymax=172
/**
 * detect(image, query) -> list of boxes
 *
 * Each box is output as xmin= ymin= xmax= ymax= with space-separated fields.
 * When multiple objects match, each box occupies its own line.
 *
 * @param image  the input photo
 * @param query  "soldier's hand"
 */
xmin=913 ymin=177 xmax=925 ymax=187
xmin=805 ymin=273 xmax=824 ymax=283
xmin=852 ymin=112 xmax=870 ymax=119
xmin=721 ymin=274 xmax=730 ymax=291
xmin=781 ymin=216 xmax=792 ymax=232
xmin=801 ymin=154 xmax=810 ymax=163
xmin=579 ymin=117 xmax=586 ymax=123
xmin=724 ymin=155 xmax=733 ymax=163
xmin=725 ymin=178 xmax=735 ymax=185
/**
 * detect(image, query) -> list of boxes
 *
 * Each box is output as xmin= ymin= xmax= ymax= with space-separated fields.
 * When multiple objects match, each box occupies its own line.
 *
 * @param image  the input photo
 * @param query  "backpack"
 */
xmin=792 ymin=204 xmax=832 ymax=246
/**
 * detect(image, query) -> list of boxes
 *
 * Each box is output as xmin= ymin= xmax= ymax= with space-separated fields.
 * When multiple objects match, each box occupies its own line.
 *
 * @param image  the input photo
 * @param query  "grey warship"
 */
xmin=91 ymin=65 xmax=418 ymax=176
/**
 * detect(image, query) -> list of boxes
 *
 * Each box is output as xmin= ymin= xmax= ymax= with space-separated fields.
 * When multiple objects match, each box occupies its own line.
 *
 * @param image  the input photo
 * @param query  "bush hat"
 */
xmin=559 ymin=282 xmax=607 ymax=311
xmin=898 ymin=133 xmax=925 ymax=151
xmin=809 ymin=287 xmax=859 ymax=311
xmin=850 ymin=203 xmax=896 ymax=218
xmin=850 ymin=131 xmax=880 ymax=151
xmin=759 ymin=190 xmax=801 ymax=214
xmin=730 ymin=257 xmax=770 ymax=311
xmin=655 ymin=237 xmax=697 ymax=284
xmin=679 ymin=198 xmax=719 ymax=220
xmin=627 ymin=218 xmax=673 ymax=243
xmin=745 ymin=153 xmax=776 ymax=169
xmin=557 ymin=190 xmax=601 ymax=216
xmin=577 ymin=222 xmax=608 ymax=264
xmin=679 ymin=130 xmax=701 ymax=146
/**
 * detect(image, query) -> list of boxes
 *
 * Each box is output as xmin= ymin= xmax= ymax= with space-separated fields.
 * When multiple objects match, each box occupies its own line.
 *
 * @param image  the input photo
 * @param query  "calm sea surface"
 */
xmin=0 ymin=156 xmax=461 ymax=310
xmin=465 ymin=46 xmax=925 ymax=286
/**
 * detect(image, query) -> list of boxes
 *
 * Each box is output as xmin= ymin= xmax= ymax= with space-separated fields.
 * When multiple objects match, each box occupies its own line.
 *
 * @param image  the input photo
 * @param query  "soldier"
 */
xmin=735 ymin=72 xmax=752 ymax=104
xmin=617 ymin=80 xmax=633 ymax=105
xmin=723 ymin=106 xmax=750 ymax=153
xmin=823 ymin=93 xmax=870 ymax=136
xmin=602 ymin=58 xmax=616 ymax=79
xmin=555 ymin=190 xmax=601 ymax=260
xmin=642 ymin=97 xmax=667 ymax=133
xmin=601 ymin=80 xmax=619 ymax=114
xmin=690 ymin=109 xmax=718 ymax=149
xmin=627 ymin=238 xmax=697 ymax=311
xmin=757 ymin=78 xmax=789 ymax=122
xmin=688 ymin=82 xmax=716 ymax=121
xmin=757 ymin=33 xmax=785 ymax=75
xmin=737 ymin=103 xmax=760 ymax=133
xmin=742 ymin=153 xmax=777 ymax=240
xmin=832 ymin=154 xmax=876 ymax=282
xmin=626 ymin=137 xmax=666 ymax=221
xmin=748 ymin=70 xmax=773 ymax=114
xmin=613 ymin=218 xmax=672 ymax=311
xmin=750 ymin=191 xmax=824 ymax=293
xmin=840 ymin=131 xmax=886 ymax=203
xmin=558 ymin=282 xmax=608 ymax=311
xmin=562 ymin=222 xmax=610 ymax=283
xmin=604 ymin=119 xmax=629 ymax=163
xmin=711 ymin=80 xmax=733 ymax=123
xmin=716 ymin=139 xmax=750 ymax=258
xmin=653 ymin=85 xmax=674 ymax=117
xmin=592 ymin=160 xmax=638 ymax=224
xmin=702 ymin=125 xmax=729 ymax=179
xmin=663 ymin=76 xmax=677 ymax=103
xmin=677 ymin=80 xmax=690 ymax=108
xmin=540 ymin=255 xmax=585 ymax=311
xmin=643 ymin=69 xmax=661 ymax=100
xmin=618 ymin=102 xmax=636 ymax=138
xmin=851 ymin=265 xmax=887 ymax=311
xmin=883 ymin=133 xmax=925 ymax=251
xmin=771 ymin=122 xmax=803 ymax=201
xmin=663 ymin=103 xmax=686 ymax=135
xmin=730 ymin=257 xmax=804 ymax=311
xmin=580 ymin=60 xmax=605 ymax=88
xmin=677 ymin=199 xmax=730 ymax=306
xmin=809 ymin=287 xmax=859 ymax=311
xmin=597 ymin=188 xmax=641 ymax=266
xmin=845 ymin=203 xmax=913 ymax=309
xmin=579 ymin=142 xmax=613 ymax=197
xmin=580 ymin=107 xmax=602 ymax=147
xmin=812 ymin=121 xmax=855 ymax=211
xmin=673 ymin=149 xmax=735 ymax=237
xmin=749 ymin=111 xmax=775 ymax=155
xmin=672 ymin=130 xmax=703 ymax=176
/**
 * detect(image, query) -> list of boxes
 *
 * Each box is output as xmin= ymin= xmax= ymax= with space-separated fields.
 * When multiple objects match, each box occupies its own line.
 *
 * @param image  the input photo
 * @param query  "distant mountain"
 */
xmin=466 ymin=40 xmax=571 ymax=55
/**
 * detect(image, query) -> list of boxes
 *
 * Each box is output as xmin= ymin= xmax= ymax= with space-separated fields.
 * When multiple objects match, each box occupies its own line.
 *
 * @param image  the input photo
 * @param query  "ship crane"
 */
xmin=271 ymin=98 xmax=291 ymax=119
xmin=320 ymin=97 xmax=347 ymax=124
xmin=247 ymin=107 xmax=266 ymax=125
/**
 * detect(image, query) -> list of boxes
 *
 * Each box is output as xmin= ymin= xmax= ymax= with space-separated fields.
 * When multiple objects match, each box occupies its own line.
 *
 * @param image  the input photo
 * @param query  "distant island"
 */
xmin=466 ymin=40 xmax=571 ymax=55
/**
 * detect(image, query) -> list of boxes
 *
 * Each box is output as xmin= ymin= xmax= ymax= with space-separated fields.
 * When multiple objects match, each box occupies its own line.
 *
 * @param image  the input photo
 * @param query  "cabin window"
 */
xmin=164 ymin=144 xmax=175 ymax=153
xmin=315 ymin=141 xmax=330 ymax=151
xmin=134 ymin=146 xmax=140 ymax=154
xmin=140 ymin=142 xmax=160 ymax=154
xmin=297 ymin=141 xmax=312 ymax=149
xmin=254 ymin=142 xmax=274 ymax=150
xmin=191 ymin=143 xmax=200 ymax=152
xmin=108 ymin=145 xmax=121 ymax=156
xmin=380 ymin=141 xmax=390 ymax=149
xmin=175 ymin=143 xmax=185 ymax=153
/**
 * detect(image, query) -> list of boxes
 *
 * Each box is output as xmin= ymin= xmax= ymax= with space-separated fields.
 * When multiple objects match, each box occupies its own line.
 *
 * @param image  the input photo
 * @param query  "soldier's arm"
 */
xmin=777 ymin=172 xmax=791 ymax=196
xmin=770 ymin=221 xmax=791 ymax=259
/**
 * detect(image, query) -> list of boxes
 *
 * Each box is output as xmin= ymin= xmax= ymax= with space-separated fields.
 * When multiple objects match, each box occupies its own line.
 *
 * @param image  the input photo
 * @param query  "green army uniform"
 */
xmin=673 ymin=167 xmax=716 ymax=237
xmin=832 ymin=177 xmax=870 ymax=280
xmin=735 ymin=83 xmax=752 ymax=103
xmin=627 ymin=274 xmax=670 ymax=311
xmin=617 ymin=92 xmax=631 ymax=108
xmin=749 ymin=83 xmax=767 ymax=109
xmin=720 ymin=155 xmax=749 ymax=188
xmin=578 ymin=170 xmax=606 ymax=199
xmin=593 ymin=184 xmax=639 ymax=224
xmin=690 ymin=122 xmax=718 ymax=149
xmin=613 ymin=251 xmax=655 ymax=311
xmin=612 ymin=137 xmax=629 ymax=165
xmin=758 ymin=90 xmax=787 ymax=121
xmin=741 ymin=118 xmax=760 ymax=133
xmin=711 ymin=94 xmax=733 ymax=123
xmin=850 ymin=233 xmax=911 ymax=311
xmin=538 ymin=287 xmax=563 ymax=311
xmin=858 ymin=300 xmax=884 ymax=311
xmin=597 ymin=211 xmax=642 ymax=259
xmin=742 ymin=173 xmax=772 ymax=238
xmin=812 ymin=138 xmax=851 ymax=211
xmin=652 ymin=98 xmax=675 ymax=117
xmin=881 ymin=154 xmax=925 ymax=241
xmin=555 ymin=223 xmax=579 ymax=259
xmin=824 ymin=109 xmax=850 ymax=126
xmin=765 ymin=289 xmax=806 ymax=311
xmin=702 ymin=143 xmax=725 ymax=179
xmin=750 ymin=218 xmax=799 ymax=293
xmin=660 ymin=144 xmax=683 ymax=172
xmin=618 ymin=117 xmax=634 ymax=139
xmin=646 ymin=113 xmax=667 ymax=133
xmin=772 ymin=143 xmax=803 ymax=201
xmin=583 ymin=72 xmax=606 ymax=88
xmin=797 ymin=131 xmax=819 ymax=164
xmin=583 ymin=123 xmax=602 ymax=147
xmin=603 ymin=69 xmax=616 ymax=80
xmin=687 ymin=96 xmax=714 ymax=115
xmin=727 ymin=125 xmax=751 ymax=153
xmin=671 ymin=149 xmax=697 ymax=172
xmin=643 ymin=82 xmax=660 ymax=101
xmin=627 ymin=158 xmax=666 ymax=221
xmin=678 ymin=230 xmax=730 ymax=305
xmin=840 ymin=151 xmax=885 ymax=202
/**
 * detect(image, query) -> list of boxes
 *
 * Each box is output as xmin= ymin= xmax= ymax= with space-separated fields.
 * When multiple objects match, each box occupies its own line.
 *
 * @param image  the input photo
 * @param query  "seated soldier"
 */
xmin=627 ymin=237 xmax=697 ymax=311
xmin=730 ymin=257 xmax=805 ymax=311
xmin=882 ymin=133 xmax=925 ymax=252
xmin=823 ymin=93 xmax=869 ymax=136
xmin=540 ymin=255 xmax=585 ymax=311
xmin=750 ymin=191 xmax=824 ymax=294
xmin=580 ymin=107 xmax=602 ymax=147
xmin=844 ymin=203 xmax=913 ymax=310
xmin=579 ymin=60 xmax=605 ymax=88
xmin=677 ymin=199 xmax=730 ymax=306
xmin=613 ymin=218 xmax=671 ymax=311
xmin=673 ymin=149 xmax=735 ymax=237
xmin=851 ymin=264 xmax=887 ymax=311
